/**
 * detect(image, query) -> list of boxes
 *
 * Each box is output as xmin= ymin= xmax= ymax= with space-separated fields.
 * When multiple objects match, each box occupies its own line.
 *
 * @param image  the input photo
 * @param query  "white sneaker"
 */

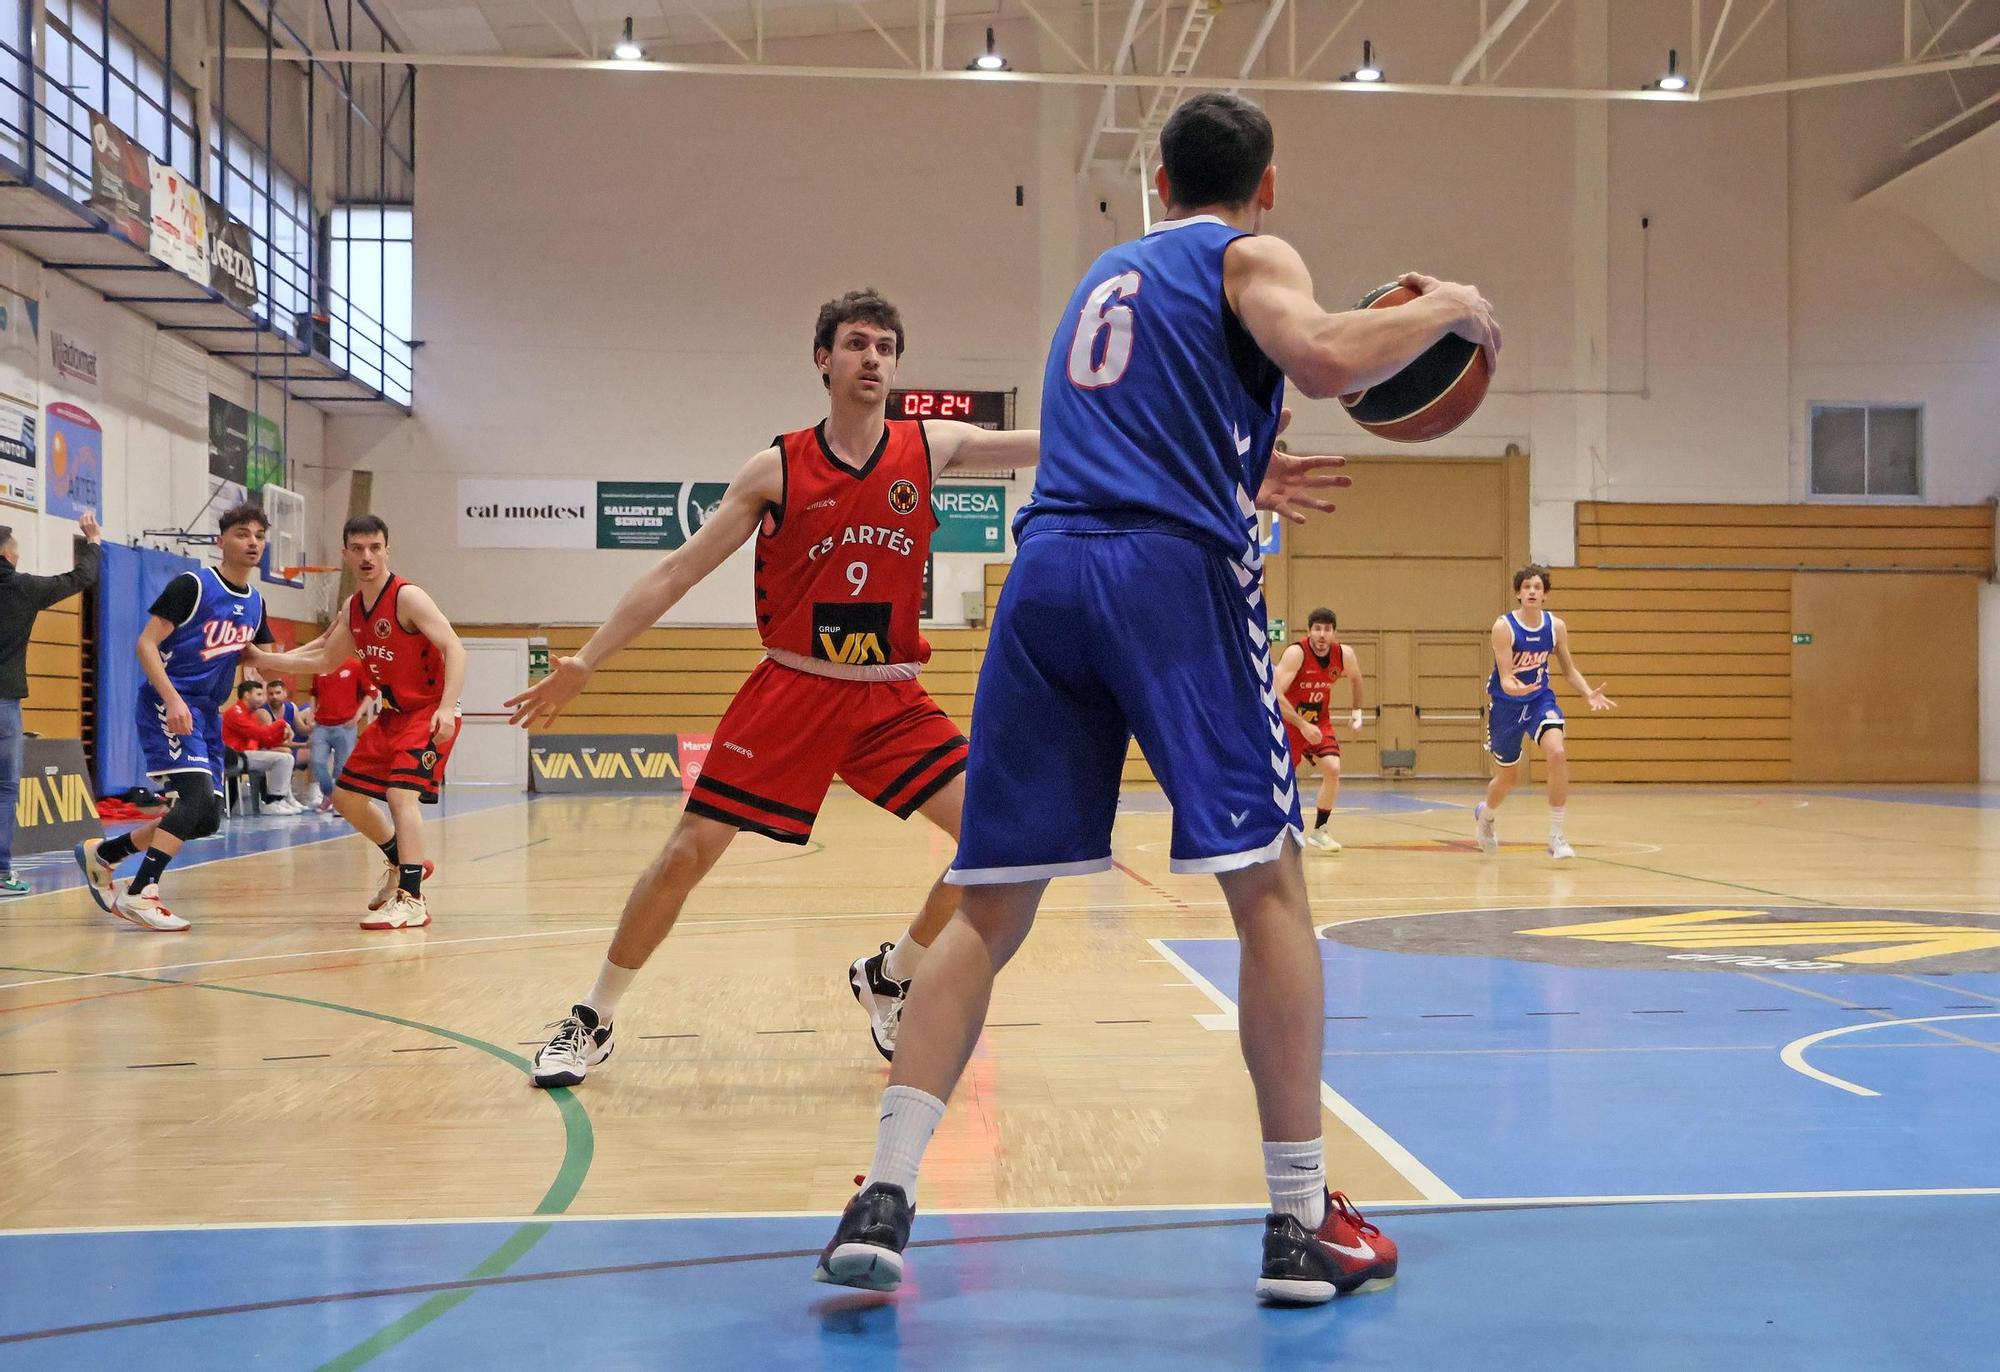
xmin=74 ymin=838 xmax=118 ymax=913
xmin=267 ymin=797 xmax=307 ymax=816
xmin=1301 ymin=828 xmax=1342 ymax=853
xmin=110 ymin=883 xmax=190 ymax=932
xmin=361 ymin=889 xmax=430 ymax=930
xmin=368 ymin=858 xmax=435 ymax=911
xmin=1548 ymin=836 xmax=1576 ymax=860
xmin=1474 ymin=803 xmax=1499 ymax=854
xmin=848 ymin=944 xmax=909 ymax=1061
xmin=532 ymin=1004 xmax=616 ymax=1088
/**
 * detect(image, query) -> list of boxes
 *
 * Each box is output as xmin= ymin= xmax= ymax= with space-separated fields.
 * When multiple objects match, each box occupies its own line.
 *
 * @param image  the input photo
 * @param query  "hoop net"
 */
xmin=278 ymin=565 xmax=346 ymax=628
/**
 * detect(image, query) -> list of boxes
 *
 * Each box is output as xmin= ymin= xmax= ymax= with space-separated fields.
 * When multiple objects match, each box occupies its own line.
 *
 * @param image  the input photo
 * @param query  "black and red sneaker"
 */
xmin=814 ymin=1180 xmax=915 ymax=1292
xmin=1256 ymin=1191 xmax=1398 ymax=1305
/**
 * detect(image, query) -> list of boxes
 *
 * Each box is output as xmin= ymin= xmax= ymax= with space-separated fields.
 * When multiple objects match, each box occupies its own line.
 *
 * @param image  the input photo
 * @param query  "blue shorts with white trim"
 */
xmin=1487 ymin=686 xmax=1565 ymax=767
xmin=137 ymin=686 xmax=225 ymax=786
xmin=949 ymin=516 xmax=1303 ymax=885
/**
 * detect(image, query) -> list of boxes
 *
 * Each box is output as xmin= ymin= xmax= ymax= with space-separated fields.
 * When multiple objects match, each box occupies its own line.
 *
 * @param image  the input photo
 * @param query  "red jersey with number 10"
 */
xmin=348 ymin=575 xmax=444 ymax=714
xmin=756 ymin=419 xmax=935 ymax=668
xmin=1285 ymin=638 xmax=1341 ymax=726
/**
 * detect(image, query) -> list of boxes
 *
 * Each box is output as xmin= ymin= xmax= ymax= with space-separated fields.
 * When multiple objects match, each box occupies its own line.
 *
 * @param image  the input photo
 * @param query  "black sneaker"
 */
xmin=847 ymin=943 xmax=909 ymax=1062
xmin=1256 ymin=1191 xmax=1399 ymax=1305
xmin=814 ymin=1181 xmax=915 ymax=1291
xmin=531 ymin=1003 xmax=615 ymax=1089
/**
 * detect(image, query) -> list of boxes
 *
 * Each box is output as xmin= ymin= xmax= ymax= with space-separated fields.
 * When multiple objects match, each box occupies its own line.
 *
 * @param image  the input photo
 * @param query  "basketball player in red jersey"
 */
xmin=1272 ymin=607 xmax=1365 ymax=851
xmin=245 ymin=514 xmax=466 ymax=929
xmin=508 ymin=290 xmax=1038 ymax=1086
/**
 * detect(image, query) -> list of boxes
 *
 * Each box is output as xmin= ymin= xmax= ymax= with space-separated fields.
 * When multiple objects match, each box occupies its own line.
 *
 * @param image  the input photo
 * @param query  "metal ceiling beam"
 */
xmin=1488 ymin=0 xmax=1565 ymax=84
xmin=1298 ymin=0 xmax=1366 ymax=79
xmin=1450 ymin=0 xmax=1532 ymax=85
xmin=522 ymin=0 xmax=592 ymax=60
xmin=1914 ymin=0 xmax=1979 ymax=63
xmin=1704 ymin=47 xmax=2000 ymax=99
xmin=1696 ymin=0 xmax=1735 ymax=90
xmin=1018 ymin=0 xmax=1091 ymax=73
xmin=1079 ymin=0 xmax=1150 ymax=174
xmin=849 ymin=2 xmax=914 ymax=67
xmin=1122 ymin=0 xmax=1223 ymax=175
xmin=234 ymin=41 xmax=2000 ymax=105
xmin=1906 ymin=84 xmax=2000 ymax=146
xmin=1701 ymin=0 xmax=1776 ymax=88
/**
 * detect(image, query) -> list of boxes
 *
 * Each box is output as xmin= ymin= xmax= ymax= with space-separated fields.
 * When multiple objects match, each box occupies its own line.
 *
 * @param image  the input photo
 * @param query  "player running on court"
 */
xmin=75 ymin=503 xmax=274 ymax=930
xmin=506 ymin=289 xmax=1037 ymax=1085
xmin=816 ymin=92 xmax=1499 ymax=1303
xmin=1273 ymin=606 xmax=1364 ymax=851
xmin=1475 ymin=564 xmax=1615 ymax=860
xmin=245 ymin=515 xmax=466 ymax=928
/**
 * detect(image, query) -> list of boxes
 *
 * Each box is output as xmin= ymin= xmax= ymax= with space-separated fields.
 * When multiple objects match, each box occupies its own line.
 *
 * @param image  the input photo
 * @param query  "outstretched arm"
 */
xmin=925 ymin=420 xmax=1039 ymax=476
xmin=1226 ymin=235 xmax=1498 ymax=400
xmin=506 ymin=447 xmax=780 ymax=728
xmin=1552 ymin=617 xmax=1616 ymax=711
xmin=247 ymin=617 xmax=355 ymax=679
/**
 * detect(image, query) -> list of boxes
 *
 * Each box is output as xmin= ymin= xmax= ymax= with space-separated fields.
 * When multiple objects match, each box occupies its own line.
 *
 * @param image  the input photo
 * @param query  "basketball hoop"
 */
xmin=278 ymin=564 xmax=344 ymax=626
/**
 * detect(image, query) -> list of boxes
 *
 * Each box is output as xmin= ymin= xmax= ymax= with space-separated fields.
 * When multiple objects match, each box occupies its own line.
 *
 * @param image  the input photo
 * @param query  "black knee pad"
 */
xmin=159 ymin=772 xmax=222 ymax=841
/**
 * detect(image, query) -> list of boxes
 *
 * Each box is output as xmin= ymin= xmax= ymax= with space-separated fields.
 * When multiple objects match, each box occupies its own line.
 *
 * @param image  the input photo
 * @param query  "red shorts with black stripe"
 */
xmin=685 ymin=660 xmax=967 ymax=844
xmin=338 ymin=707 xmax=456 ymax=804
xmin=1286 ymin=722 xmax=1341 ymax=771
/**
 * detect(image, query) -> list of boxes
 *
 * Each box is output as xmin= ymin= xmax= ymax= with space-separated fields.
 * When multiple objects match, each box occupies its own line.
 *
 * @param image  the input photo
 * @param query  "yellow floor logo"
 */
xmin=1521 ymin=909 xmax=2000 ymax=965
xmin=1318 ymin=904 xmax=2000 ymax=973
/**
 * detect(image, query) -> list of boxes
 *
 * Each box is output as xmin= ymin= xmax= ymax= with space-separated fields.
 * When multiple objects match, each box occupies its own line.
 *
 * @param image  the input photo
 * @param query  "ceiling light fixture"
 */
xmin=613 ymin=17 xmax=643 ymax=62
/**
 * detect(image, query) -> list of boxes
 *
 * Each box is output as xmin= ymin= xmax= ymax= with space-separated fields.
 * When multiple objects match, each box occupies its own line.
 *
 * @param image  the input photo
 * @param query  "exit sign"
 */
xmin=1792 ymin=633 xmax=1812 ymax=645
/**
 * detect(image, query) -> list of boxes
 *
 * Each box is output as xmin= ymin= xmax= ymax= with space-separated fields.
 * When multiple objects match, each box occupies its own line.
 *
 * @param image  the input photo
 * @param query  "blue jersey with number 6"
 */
xmin=1024 ymin=216 xmax=1286 ymax=555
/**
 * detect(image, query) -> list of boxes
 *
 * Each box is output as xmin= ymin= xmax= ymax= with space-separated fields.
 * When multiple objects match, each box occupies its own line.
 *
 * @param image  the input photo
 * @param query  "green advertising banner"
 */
xmin=597 ymin=481 xmax=727 ymax=550
xmin=208 ymin=394 xmax=286 ymax=492
xmin=931 ymin=483 xmax=1006 ymax=553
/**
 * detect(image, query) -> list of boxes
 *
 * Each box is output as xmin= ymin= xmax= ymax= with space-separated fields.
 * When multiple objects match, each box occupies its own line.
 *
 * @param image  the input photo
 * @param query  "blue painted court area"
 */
xmin=1167 ymin=939 xmax=2000 ymax=1199
xmin=7 ymin=787 xmax=527 ymax=899
xmin=1 ymin=1195 xmax=1994 ymax=1370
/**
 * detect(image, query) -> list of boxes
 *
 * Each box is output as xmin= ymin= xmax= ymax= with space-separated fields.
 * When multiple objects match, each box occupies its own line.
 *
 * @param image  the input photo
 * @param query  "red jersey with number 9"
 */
xmin=756 ymin=419 xmax=935 ymax=668
xmin=347 ymin=575 xmax=445 ymax=714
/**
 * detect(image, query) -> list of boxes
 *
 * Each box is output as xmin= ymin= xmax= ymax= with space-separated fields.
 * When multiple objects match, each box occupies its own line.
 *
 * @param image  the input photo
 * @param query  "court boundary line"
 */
xmin=10 ymin=1190 xmax=2000 ymax=1351
xmin=1779 ymin=1011 xmax=2000 ymax=1097
xmin=1145 ymin=936 xmax=1461 ymax=1203
xmin=4 ymin=1185 xmax=1994 ymax=1238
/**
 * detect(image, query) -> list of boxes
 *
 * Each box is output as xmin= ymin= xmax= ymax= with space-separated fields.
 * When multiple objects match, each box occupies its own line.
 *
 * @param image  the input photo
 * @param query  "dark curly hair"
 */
xmin=814 ymin=289 xmax=905 ymax=389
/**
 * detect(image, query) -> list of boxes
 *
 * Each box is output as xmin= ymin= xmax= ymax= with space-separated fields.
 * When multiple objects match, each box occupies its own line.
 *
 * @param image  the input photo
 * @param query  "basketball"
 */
xmin=1339 ymin=283 xmax=1492 ymax=442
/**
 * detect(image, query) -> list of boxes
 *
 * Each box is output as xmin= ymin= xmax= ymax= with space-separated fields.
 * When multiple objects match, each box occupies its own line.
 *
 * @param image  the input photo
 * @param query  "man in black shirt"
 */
xmin=0 ymin=512 xmax=101 ymax=895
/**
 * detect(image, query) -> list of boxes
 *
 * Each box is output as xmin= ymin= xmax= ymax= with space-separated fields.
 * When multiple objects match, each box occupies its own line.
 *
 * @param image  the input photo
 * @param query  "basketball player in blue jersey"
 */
xmin=1475 ymin=564 xmax=1616 ymax=860
xmin=819 ymin=93 xmax=1500 ymax=1304
xmin=74 ymin=503 xmax=274 ymax=931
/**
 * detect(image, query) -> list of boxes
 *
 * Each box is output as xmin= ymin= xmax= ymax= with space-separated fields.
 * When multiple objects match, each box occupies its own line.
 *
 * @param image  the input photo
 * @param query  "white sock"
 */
xmin=883 ymin=934 xmax=925 ymax=983
xmin=1263 ymin=1138 xmax=1327 ymax=1229
xmin=863 ymin=1084 xmax=946 ymax=1196
xmin=583 ymin=960 xmax=638 ymax=1023
xmin=1549 ymin=805 xmax=1566 ymax=837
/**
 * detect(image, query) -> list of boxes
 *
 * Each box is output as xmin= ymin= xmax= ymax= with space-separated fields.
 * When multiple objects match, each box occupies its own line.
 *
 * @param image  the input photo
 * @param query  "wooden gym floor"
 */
xmin=2 ymin=780 xmax=1997 ymax=1368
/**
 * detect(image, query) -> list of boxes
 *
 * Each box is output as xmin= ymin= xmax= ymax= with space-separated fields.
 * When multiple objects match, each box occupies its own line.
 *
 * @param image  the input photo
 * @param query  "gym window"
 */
xmin=1809 ymin=404 xmax=1921 ymax=498
xmin=328 ymin=205 xmax=414 ymax=405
